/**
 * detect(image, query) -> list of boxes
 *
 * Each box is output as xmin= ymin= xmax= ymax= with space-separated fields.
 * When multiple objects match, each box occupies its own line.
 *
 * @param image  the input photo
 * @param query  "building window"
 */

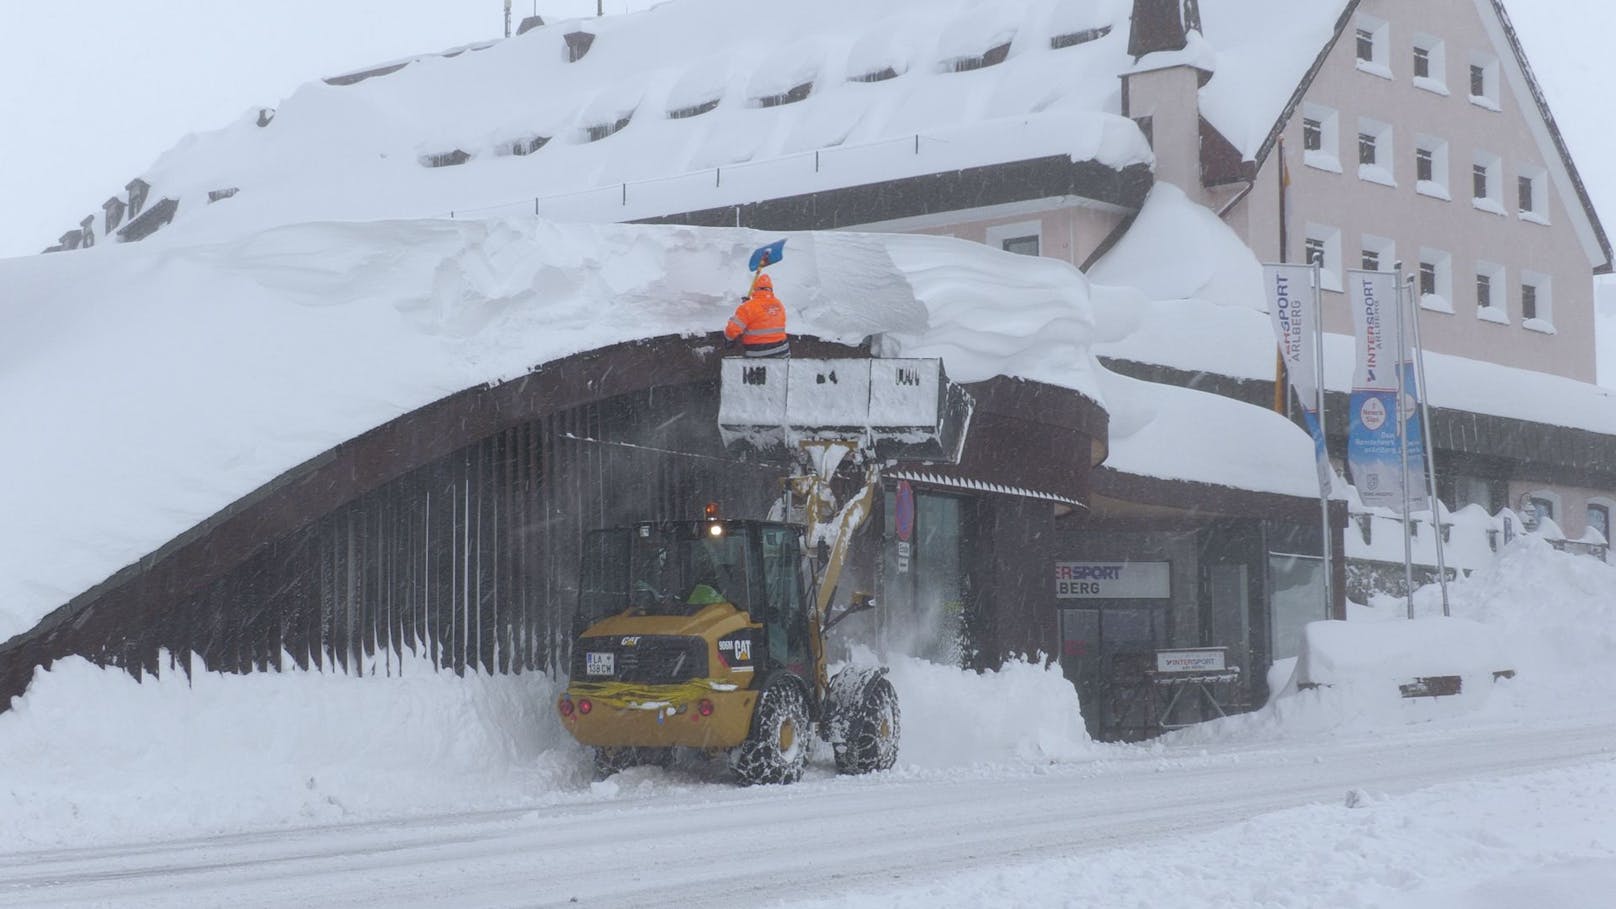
xmin=1301 ymin=103 xmax=1340 ymax=172
xmin=1357 ymin=117 xmax=1394 ymax=185
xmin=1415 ymin=135 xmax=1450 ymax=199
xmin=1517 ymin=165 xmax=1548 ymax=223
xmin=1001 ymin=235 xmax=1039 ymax=257
xmin=1412 ymin=35 xmax=1448 ymax=93
xmin=1469 ymin=54 xmax=1500 ymax=109
xmin=1588 ymin=504 xmax=1611 ymax=542
xmin=1361 ymin=235 xmax=1394 ymax=274
xmin=1419 ymin=249 xmax=1454 ymax=312
xmin=1420 ymin=262 xmax=1437 ymax=295
xmin=1529 ymin=496 xmax=1555 ymax=523
xmin=985 ymin=220 xmax=1043 ymax=259
xmin=1521 ymin=270 xmax=1553 ymax=329
xmin=1473 ymin=151 xmax=1504 ymax=213
xmin=1305 ymin=223 xmax=1343 ymax=291
xmin=1476 ymin=261 xmax=1507 ymax=322
xmin=1354 ymin=16 xmax=1390 ymax=76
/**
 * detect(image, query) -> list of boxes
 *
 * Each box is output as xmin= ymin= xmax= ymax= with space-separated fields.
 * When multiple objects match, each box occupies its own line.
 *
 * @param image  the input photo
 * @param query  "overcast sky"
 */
xmin=1 ymin=1 xmax=1613 ymax=260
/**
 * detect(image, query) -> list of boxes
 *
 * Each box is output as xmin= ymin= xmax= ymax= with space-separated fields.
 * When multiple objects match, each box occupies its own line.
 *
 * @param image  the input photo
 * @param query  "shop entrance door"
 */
xmin=1059 ymin=604 xmax=1167 ymax=740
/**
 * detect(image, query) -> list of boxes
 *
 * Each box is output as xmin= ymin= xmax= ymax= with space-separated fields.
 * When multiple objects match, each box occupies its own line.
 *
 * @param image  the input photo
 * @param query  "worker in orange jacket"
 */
xmin=724 ymin=272 xmax=789 ymax=358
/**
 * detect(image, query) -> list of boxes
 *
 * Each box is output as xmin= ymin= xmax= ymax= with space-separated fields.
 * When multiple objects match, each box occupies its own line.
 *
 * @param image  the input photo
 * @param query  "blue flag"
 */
xmin=748 ymin=239 xmax=786 ymax=272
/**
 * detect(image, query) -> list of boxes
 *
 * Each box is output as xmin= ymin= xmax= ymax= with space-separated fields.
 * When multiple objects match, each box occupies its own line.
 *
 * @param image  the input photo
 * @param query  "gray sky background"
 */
xmin=1 ymin=1 xmax=1612 ymax=261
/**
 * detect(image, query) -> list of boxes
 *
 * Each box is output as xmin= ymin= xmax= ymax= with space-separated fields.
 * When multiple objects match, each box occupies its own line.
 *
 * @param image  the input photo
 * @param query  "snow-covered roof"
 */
xmin=58 ymin=0 xmax=1376 ymax=250
xmin=0 ymin=212 xmax=1334 ymax=643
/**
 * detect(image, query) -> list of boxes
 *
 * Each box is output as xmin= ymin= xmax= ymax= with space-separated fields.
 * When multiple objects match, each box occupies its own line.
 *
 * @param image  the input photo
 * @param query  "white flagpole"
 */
xmin=1313 ymin=264 xmax=1334 ymax=620
xmin=1407 ymin=274 xmax=1451 ymax=616
xmin=1395 ymin=267 xmax=1414 ymax=619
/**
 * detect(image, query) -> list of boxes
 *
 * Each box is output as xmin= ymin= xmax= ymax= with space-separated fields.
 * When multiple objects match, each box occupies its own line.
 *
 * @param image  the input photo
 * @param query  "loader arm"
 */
xmin=807 ymin=463 xmax=881 ymax=698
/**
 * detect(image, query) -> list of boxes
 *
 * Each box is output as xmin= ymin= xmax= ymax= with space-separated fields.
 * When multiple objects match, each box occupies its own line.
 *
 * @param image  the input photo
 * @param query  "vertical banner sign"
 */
xmin=1263 ymin=264 xmax=1331 ymax=498
xmin=1347 ymin=270 xmax=1427 ymax=512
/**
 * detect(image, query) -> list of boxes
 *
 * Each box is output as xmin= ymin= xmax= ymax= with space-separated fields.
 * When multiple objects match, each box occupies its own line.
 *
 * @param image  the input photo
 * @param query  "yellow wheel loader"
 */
xmin=557 ymin=495 xmax=899 ymax=785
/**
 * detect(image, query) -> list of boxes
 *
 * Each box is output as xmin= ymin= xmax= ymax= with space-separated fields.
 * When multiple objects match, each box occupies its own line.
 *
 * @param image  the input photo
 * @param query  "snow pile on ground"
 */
xmin=1179 ymin=538 xmax=1616 ymax=741
xmin=882 ymin=654 xmax=1096 ymax=768
xmin=1438 ymin=536 xmax=1616 ymax=701
xmin=0 ymin=652 xmax=583 ymax=850
xmin=0 ymin=650 xmax=1094 ymax=849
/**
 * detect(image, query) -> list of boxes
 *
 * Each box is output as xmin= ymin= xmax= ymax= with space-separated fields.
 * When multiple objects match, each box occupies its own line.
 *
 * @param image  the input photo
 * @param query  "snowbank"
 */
xmin=0 ymin=653 xmax=583 ymax=850
xmin=0 ymin=651 xmax=1095 ymax=849
xmin=1176 ymin=538 xmax=1616 ymax=741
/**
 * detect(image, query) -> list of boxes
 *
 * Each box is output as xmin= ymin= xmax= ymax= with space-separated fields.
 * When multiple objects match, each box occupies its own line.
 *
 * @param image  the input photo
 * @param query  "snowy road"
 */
xmin=5 ymin=714 xmax=1612 ymax=908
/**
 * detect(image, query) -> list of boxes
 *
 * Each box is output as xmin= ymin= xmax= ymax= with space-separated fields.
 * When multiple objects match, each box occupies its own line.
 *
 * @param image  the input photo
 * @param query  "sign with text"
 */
xmin=1263 ymin=263 xmax=1332 ymax=499
xmin=1154 ymin=648 xmax=1229 ymax=674
xmin=1054 ymin=562 xmax=1171 ymax=599
xmin=1346 ymin=269 xmax=1428 ymax=513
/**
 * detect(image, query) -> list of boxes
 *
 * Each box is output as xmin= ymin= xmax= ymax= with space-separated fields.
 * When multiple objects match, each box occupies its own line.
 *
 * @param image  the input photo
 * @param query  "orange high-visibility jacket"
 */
xmin=725 ymin=289 xmax=787 ymax=347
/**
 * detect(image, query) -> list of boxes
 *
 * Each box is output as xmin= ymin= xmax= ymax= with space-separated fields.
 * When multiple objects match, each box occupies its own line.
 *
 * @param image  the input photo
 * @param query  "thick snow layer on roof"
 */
xmin=0 ymin=219 xmax=1103 ymax=640
xmin=123 ymin=0 xmax=1163 ymax=248
xmin=1091 ymin=184 xmax=1616 ymax=436
xmin=0 ymin=211 xmax=1333 ymax=642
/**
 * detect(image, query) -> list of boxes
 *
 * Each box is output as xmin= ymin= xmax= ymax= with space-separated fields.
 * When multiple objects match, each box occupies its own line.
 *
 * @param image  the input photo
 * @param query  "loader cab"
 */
xmin=576 ymin=519 xmax=815 ymax=676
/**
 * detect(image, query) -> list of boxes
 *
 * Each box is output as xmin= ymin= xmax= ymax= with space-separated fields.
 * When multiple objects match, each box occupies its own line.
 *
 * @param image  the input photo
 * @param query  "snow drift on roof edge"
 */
xmin=0 ymin=217 xmax=1105 ymax=641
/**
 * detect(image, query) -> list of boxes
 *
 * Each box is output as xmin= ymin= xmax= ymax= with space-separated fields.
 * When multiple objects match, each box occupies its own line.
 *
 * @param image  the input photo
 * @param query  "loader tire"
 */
xmin=730 ymin=679 xmax=810 ymax=786
xmin=834 ymin=676 xmax=900 ymax=774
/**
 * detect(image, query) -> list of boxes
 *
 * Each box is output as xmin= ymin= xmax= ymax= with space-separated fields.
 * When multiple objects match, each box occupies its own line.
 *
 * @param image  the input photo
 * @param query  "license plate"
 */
xmin=585 ymin=652 xmax=615 ymax=677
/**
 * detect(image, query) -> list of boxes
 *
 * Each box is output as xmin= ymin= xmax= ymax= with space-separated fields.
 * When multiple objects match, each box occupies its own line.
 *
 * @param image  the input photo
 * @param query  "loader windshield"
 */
xmin=626 ymin=522 xmax=759 ymax=616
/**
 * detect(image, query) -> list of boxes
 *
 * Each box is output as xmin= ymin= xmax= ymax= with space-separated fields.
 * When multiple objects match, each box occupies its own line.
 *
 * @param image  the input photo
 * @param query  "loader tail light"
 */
xmin=558 ymin=697 xmax=574 ymax=717
xmin=697 ymin=698 xmax=714 ymax=717
xmin=578 ymin=698 xmax=593 ymax=715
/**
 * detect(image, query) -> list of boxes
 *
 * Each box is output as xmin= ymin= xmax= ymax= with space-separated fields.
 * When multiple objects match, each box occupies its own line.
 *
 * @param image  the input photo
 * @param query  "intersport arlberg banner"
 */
xmin=1346 ymin=270 xmax=1428 ymax=513
xmin=1263 ymin=264 xmax=1331 ymax=498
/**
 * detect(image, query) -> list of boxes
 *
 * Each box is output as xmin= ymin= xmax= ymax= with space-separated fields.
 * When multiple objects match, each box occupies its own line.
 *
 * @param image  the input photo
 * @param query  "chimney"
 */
xmin=1122 ymin=0 xmax=1212 ymax=203
xmin=79 ymin=215 xmax=96 ymax=249
xmin=1128 ymin=0 xmax=1201 ymax=60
